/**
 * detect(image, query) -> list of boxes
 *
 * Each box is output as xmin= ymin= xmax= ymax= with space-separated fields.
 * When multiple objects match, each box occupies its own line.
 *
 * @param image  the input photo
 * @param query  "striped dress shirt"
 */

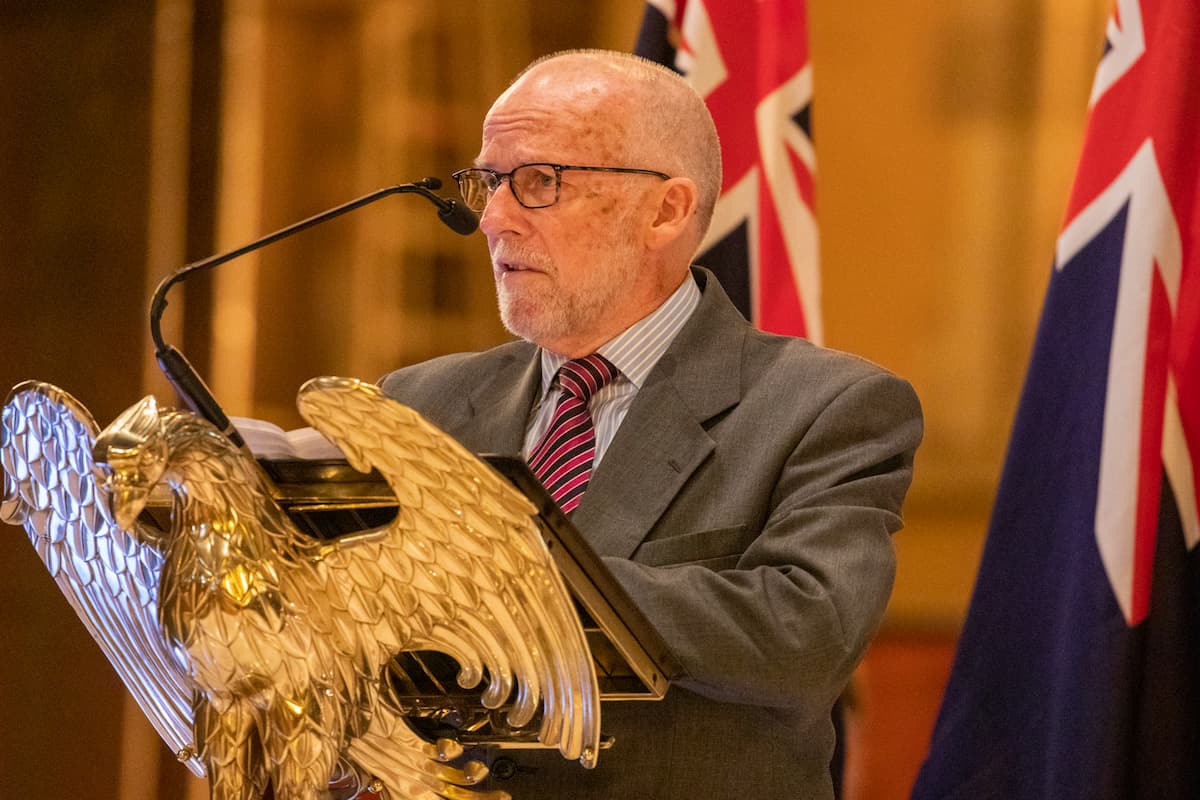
xmin=523 ymin=274 xmax=701 ymax=468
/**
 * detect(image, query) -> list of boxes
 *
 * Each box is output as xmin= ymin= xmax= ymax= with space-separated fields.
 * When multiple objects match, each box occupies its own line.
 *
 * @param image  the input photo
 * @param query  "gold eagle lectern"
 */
xmin=2 ymin=377 xmax=613 ymax=800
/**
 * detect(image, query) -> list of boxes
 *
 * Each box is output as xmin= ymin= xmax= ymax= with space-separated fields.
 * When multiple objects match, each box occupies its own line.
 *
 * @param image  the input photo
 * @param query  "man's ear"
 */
xmin=645 ymin=178 xmax=700 ymax=252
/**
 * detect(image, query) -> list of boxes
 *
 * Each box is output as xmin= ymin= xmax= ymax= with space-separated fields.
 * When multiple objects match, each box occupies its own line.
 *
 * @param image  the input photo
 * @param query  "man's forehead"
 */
xmin=480 ymin=72 xmax=629 ymax=164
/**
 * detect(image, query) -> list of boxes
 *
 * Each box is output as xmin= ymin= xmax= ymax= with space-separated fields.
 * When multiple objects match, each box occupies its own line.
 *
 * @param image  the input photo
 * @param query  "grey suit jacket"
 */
xmin=379 ymin=268 xmax=923 ymax=799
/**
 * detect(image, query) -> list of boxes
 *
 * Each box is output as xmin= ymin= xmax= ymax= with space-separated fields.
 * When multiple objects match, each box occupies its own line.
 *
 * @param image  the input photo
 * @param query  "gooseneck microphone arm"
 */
xmin=149 ymin=177 xmax=477 ymax=448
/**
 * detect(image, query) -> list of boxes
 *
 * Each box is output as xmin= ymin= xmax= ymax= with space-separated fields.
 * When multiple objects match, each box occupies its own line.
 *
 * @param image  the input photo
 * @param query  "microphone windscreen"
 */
xmin=439 ymin=201 xmax=479 ymax=235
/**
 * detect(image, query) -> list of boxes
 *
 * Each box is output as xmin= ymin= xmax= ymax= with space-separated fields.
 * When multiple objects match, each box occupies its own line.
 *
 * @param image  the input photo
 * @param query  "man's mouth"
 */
xmin=491 ymin=242 xmax=549 ymax=276
xmin=493 ymin=253 xmax=545 ymax=274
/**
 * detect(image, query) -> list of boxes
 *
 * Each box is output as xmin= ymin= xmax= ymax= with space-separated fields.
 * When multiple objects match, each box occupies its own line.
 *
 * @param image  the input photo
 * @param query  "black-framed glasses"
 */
xmin=451 ymin=163 xmax=671 ymax=213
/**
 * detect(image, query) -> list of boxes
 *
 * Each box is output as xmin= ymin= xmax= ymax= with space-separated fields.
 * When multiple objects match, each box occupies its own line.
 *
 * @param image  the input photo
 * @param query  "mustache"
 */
xmin=490 ymin=242 xmax=552 ymax=271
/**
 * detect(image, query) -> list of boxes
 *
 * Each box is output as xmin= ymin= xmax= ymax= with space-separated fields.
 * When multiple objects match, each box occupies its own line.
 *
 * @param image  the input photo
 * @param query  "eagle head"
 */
xmin=93 ymin=395 xmax=169 ymax=530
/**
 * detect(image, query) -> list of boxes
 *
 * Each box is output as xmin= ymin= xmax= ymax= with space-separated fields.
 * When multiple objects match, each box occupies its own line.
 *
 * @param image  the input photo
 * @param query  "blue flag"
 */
xmin=912 ymin=1 xmax=1200 ymax=797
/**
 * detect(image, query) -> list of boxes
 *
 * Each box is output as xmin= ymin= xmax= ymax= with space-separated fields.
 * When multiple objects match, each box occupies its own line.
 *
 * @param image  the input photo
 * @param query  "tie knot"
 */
xmin=557 ymin=354 xmax=618 ymax=402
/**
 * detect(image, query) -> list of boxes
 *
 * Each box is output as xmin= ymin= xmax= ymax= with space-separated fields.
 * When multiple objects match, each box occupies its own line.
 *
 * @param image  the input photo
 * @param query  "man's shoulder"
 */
xmin=740 ymin=328 xmax=921 ymax=418
xmin=377 ymin=340 xmax=534 ymax=402
xmin=689 ymin=268 xmax=902 ymax=386
xmin=744 ymin=327 xmax=898 ymax=384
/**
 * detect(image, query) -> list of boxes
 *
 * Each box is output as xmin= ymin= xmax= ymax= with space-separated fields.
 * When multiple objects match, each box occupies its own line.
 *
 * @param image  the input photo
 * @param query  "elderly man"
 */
xmin=380 ymin=49 xmax=922 ymax=799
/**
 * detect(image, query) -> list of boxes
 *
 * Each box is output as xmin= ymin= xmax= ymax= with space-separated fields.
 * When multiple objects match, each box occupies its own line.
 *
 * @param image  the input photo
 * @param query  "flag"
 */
xmin=634 ymin=0 xmax=821 ymax=341
xmin=912 ymin=0 xmax=1200 ymax=797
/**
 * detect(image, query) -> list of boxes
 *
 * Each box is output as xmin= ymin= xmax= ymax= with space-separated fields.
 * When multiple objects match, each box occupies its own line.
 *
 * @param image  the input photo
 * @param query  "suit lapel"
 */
xmin=571 ymin=270 xmax=748 ymax=558
xmin=459 ymin=344 xmax=541 ymax=455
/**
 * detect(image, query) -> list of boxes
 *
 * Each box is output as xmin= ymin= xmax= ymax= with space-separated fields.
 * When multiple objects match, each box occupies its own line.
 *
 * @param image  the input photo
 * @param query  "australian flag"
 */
xmin=634 ymin=0 xmax=820 ymax=341
xmin=913 ymin=1 xmax=1200 ymax=798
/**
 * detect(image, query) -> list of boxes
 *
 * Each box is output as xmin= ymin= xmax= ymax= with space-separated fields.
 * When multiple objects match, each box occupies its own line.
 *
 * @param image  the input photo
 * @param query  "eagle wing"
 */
xmin=1 ymin=381 xmax=202 ymax=776
xmin=296 ymin=376 xmax=601 ymax=769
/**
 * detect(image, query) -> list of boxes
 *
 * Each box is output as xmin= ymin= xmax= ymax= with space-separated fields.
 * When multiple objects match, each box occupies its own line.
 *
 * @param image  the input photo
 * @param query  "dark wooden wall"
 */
xmin=1 ymin=5 xmax=156 ymax=798
xmin=0 ymin=3 xmax=222 ymax=796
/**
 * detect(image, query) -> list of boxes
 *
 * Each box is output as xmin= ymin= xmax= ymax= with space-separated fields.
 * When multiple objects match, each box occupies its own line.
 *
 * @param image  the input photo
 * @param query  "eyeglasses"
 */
xmin=451 ymin=162 xmax=671 ymax=213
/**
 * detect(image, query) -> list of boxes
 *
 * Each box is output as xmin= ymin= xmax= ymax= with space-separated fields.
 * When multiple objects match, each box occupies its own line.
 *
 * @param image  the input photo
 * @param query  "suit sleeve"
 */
xmin=601 ymin=370 xmax=922 ymax=725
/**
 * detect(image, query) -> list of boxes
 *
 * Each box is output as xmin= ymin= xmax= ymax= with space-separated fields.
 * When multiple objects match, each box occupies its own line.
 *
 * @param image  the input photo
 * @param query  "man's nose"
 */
xmin=478 ymin=179 xmax=524 ymax=236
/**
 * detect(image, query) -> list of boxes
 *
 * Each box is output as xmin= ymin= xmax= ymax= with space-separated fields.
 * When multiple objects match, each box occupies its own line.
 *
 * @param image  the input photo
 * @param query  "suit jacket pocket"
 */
xmin=632 ymin=524 xmax=751 ymax=569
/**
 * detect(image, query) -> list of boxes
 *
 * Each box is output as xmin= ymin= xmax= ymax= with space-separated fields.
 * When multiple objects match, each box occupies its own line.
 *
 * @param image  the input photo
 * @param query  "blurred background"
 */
xmin=0 ymin=0 xmax=1110 ymax=797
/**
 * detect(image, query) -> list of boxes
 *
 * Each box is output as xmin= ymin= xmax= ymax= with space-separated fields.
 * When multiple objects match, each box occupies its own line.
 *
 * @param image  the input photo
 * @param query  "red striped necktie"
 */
xmin=527 ymin=354 xmax=619 ymax=514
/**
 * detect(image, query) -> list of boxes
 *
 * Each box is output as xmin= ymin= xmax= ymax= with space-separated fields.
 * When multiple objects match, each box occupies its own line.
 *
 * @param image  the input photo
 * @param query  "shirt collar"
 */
xmin=538 ymin=273 xmax=701 ymax=395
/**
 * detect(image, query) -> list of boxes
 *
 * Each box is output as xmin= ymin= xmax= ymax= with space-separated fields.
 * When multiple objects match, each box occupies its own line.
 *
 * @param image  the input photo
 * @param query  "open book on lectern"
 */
xmin=235 ymin=420 xmax=683 ymax=747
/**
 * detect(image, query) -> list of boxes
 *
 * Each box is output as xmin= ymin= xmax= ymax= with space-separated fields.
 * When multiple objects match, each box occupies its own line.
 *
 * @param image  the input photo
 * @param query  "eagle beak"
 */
xmin=104 ymin=473 xmax=153 ymax=531
xmin=92 ymin=395 xmax=168 ymax=532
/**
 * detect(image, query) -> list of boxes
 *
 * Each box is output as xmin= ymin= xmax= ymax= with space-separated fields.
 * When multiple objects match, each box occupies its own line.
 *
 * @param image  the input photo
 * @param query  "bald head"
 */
xmin=498 ymin=50 xmax=722 ymax=249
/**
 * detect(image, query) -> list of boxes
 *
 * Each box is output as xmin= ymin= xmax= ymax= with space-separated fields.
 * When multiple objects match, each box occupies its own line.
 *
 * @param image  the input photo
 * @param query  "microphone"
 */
xmin=427 ymin=189 xmax=477 ymax=236
xmin=437 ymin=195 xmax=482 ymax=235
xmin=149 ymin=178 xmax=477 ymax=449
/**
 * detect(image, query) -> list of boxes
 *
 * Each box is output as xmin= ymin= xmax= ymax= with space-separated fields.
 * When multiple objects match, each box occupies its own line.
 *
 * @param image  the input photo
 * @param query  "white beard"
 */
xmin=492 ymin=219 xmax=643 ymax=349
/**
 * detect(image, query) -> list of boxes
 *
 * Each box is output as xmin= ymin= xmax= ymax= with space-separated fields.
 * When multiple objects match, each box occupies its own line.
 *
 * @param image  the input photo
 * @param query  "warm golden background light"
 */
xmin=0 ymin=1 xmax=1109 ymax=797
